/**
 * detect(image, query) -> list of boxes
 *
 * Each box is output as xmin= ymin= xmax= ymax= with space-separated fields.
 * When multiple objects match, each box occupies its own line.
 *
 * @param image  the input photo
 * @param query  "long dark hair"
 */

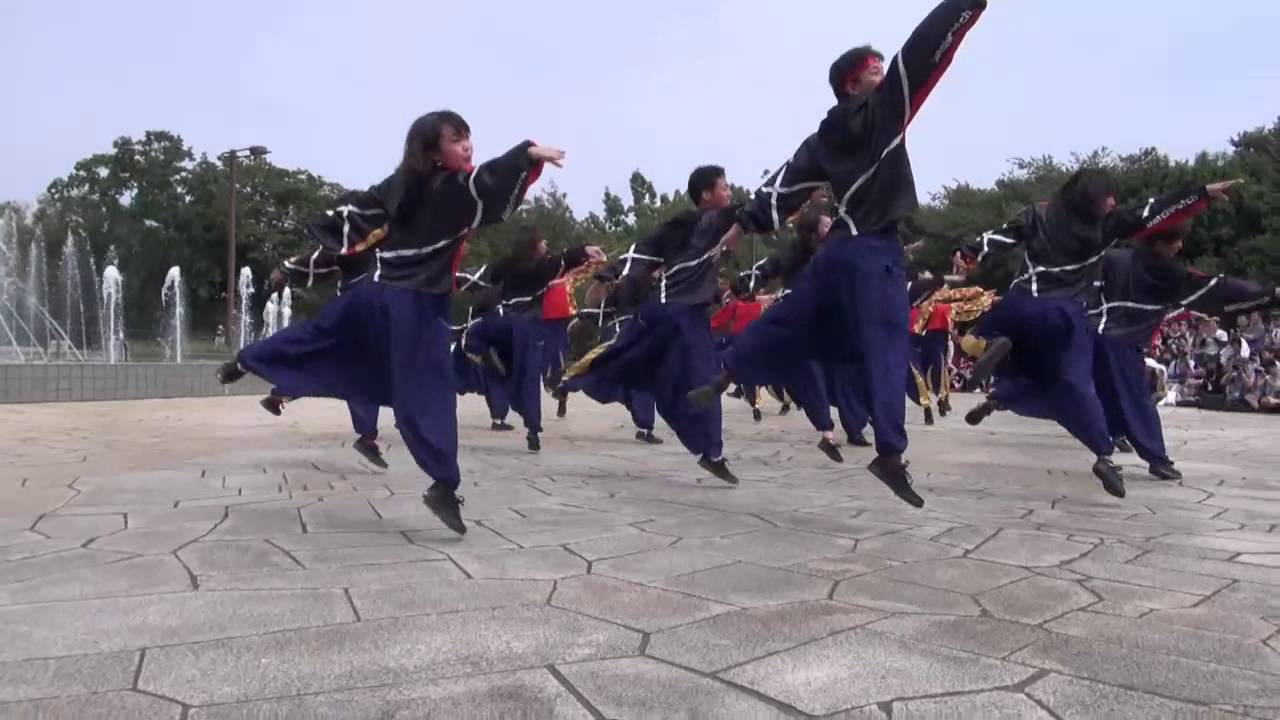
xmin=399 ymin=110 xmax=470 ymax=176
xmin=1055 ymin=168 xmax=1117 ymax=225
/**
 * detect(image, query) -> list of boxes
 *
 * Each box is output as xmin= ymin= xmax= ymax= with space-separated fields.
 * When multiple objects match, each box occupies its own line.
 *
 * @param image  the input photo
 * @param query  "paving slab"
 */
xmin=559 ymin=657 xmax=791 ymax=719
xmin=1026 ymin=673 xmax=1247 ymax=720
xmin=0 ymin=651 xmax=138 ymax=702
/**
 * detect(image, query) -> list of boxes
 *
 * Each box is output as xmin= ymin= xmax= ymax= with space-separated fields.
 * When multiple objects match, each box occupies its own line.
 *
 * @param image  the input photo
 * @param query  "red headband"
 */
xmin=843 ymin=55 xmax=883 ymax=91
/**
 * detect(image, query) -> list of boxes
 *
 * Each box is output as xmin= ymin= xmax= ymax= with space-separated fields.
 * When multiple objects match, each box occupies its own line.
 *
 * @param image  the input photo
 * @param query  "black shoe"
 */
xmin=924 ymin=407 xmax=935 ymax=426
xmin=687 ymin=371 xmax=732 ymax=409
xmin=938 ymin=397 xmax=951 ymax=417
xmin=491 ymin=420 xmax=515 ymax=432
xmin=752 ymin=408 xmax=763 ymax=423
xmin=217 ymin=361 xmax=246 ymax=385
xmin=965 ymin=398 xmax=1000 ymax=426
xmin=1114 ymin=436 xmax=1134 ymax=454
xmin=1149 ymin=461 xmax=1183 ymax=481
xmin=635 ymin=430 xmax=664 ymax=445
xmin=818 ymin=437 xmax=845 ymax=464
xmin=867 ymin=455 xmax=924 ymax=508
xmin=556 ymin=395 xmax=568 ymax=418
xmin=422 ymin=484 xmax=466 ymax=535
xmin=728 ymin=386 xmax=745 ymax=399
xmin=353 ymin=437 xmax=389 ymax=470
xmin=968 ymin=336 xmax=1013 ymax=391
xmin=259 ymin=395 xmax=285 ymax=417
xmin=698 ymin=456 xmax=739 ymax=486
xmin=848 ymin=432 xmax=872 ymax=448
xmin=779 ymin=402 xmax=792 ymax=416
xmin=527 ymin=433 xmax=541 ymax=452
xmin=1093 ymin=457 xmax=1126 ymax=499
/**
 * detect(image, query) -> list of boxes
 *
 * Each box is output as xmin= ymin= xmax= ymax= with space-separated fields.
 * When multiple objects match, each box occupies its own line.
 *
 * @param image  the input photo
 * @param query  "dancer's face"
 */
xmin=534 ymin=237 xmax=548 ymax=258
xmin=848 ymin=59 xmax=885 ymax=96
xmin=1153 ymin=237 xmax=1183 ymax=260
xmin=434 ymin=125 xmax=474 ymax=172
xmin=816 ymin=215 xmax=832 ymax=240
xmin=703 ymin=178 xmax=733 ymax=210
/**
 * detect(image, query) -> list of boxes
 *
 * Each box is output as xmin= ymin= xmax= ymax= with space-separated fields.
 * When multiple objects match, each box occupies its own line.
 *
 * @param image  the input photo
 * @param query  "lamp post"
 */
xmin=218 ymin=145 xmax=270 ymax=347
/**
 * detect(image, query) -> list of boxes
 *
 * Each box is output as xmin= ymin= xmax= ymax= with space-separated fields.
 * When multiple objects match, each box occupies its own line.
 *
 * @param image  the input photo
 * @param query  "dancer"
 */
xmin=451 ymin=269 xmax=515 ymax=433
xmin=460 ymin=229 xmax=604 ymax=452
xmin=562 ymin=165 xmax=742 ymax=484
xmin=257 ymin=246 xmax=389 ymax=469
xmin=957 ymin=171 xmax=1237 ymax=497
xmin=906 ymin=271 xmax=947 ymax=425
xmin=559 ymin=262 xmax=664 ymax=444
xmin=737 ymin=208 xmax=848 ymax=462
xmin=1090 ymin=218 xmax=1275 ymax=480
xmin=541 ymin=271 xmax=580 ymax=418
xmin=690 ymin=0 xmax=989 ymax=507
xmin=218 ymin=110 xmax=563 ymax=534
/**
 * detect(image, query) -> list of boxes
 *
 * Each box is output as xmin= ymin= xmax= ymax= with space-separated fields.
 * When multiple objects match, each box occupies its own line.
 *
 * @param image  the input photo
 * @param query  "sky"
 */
xmin=2 ymin=1 xmax=1278 ymax=217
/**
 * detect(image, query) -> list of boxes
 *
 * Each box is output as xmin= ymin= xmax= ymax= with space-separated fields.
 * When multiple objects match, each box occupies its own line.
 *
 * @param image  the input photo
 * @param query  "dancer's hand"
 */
xmin=584 ymin=246 xmax=607 ymax=263
xmin=717 ymin=223 xmax=745 ymax=253
xmin=529 ymin=145 xmax=566 ymax=167
xmin=951 ymin=251 xmax=971 ymax=277
xmin=1207 ymin=179 xmax=1244 ymax=202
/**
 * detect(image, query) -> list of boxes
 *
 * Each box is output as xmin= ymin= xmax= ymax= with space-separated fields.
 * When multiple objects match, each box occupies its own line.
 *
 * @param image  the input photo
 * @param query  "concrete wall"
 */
xmin=0 ymin=363 xmax=271 ymax=404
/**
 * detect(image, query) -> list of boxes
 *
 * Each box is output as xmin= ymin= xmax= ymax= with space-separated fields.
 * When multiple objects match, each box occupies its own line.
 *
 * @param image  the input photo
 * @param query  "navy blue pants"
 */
xmin=1094 ymin=334 xmax=1169 ymax=465
xmin=825 ymin=362 xmax=871 ymax=439
xmin=725 ymin=231 xmax=909 ymax=457
xmin=907 ymin=331 xmax=949 ymax=410
xmin=977 ymin=292 xmax=1113 ymax=457
xmin=239 ymin=282 xmax=460 ymax=489
xmin=566 ymin=319 xmax=657 ymax=432
xmin=540 ymin=318 xmax=572 ymax=388
xmin=566 ymin=303 xmax=721 ymax=459
xmin=266 ymin=389 xmax=381 ymax=442
xmin=466 ymin=313 xmax=544 ymax=435
xmin=452 ymin=341 xmax=511 ymax=422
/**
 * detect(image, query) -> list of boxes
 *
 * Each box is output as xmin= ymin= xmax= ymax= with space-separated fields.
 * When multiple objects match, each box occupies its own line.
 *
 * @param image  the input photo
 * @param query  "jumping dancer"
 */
xmin=451 ymin=266 xmax=516 ymax=433
xmin=257 ymin=245 xmax=388 ymax=468
xmin=562 ymin=165 xmax=742 ymax=484
xmin=460 ymin=229 xmax=603 ymax=452
xmin=218 ymin=111 xmax=563 ymax=534
xmin=1089 ymin=217 xmax=1273 ymax=481
xmin=958 ymin=171 xmax=1237 ymax=497
xmin=690 ymin=0 xmax=989 ymax=507
xmin=906 ymin=271 xmax=947 ymax=425
xmin=711 ymin=278 xmax=767 ymax=422
xmin=559 ymin=262 xmax=664 ymax=444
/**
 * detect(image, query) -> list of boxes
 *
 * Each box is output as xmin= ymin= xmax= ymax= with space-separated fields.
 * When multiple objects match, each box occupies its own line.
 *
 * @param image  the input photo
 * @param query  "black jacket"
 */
xmin=617 ymin=207 xmax=740 ymax=307
xmin=962 ymin=184 xmax=1210 ymax=301
xmin=740 ymin=0 xmax=987 ymax=240
xmin=1090 ymin=246 xmax=1276 ymax=347
xmin=740 ymin=238 xmax=818 ymax=293
xmin=280 ymin=245 xmax=374 ymax=294
xmin=457 ymin=246 xmax=591 ymax=317
xmin=303 ymin=141 xmax=544 ymax=294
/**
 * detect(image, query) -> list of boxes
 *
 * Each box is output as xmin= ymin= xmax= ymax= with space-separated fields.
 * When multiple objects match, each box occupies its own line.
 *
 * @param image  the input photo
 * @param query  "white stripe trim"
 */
xmin=1012 ymin=246 xmax=1111 ymax=297
xmin=975 ymin=232 xmax=1019 ymax=264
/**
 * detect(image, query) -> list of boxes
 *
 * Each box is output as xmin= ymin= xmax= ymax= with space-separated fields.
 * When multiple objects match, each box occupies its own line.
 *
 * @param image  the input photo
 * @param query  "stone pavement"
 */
xmin=0 ymin=392 xmax=1278 ymax=719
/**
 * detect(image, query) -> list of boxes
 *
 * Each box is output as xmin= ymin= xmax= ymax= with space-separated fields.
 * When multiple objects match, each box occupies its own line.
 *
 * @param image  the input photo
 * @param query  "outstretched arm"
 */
xmin=876 ymin=0 xmax=988 ymax=131
xmin=280 ymin=247 xmax=341 ymax=288
xmin=1103 ymin=180 xmax=1242 ymax=242
xmin=737 ymin=137 xmax=829 ymax=236
xmin=957 ymin=205 xmax=1036 ymax=269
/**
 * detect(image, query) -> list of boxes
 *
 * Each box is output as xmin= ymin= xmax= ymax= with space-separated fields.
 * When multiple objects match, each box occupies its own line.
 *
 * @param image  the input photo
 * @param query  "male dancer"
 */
xmin=1089 ymin=219 xmax=1275 ymax=480
xmin=691 ymin=0 xmax=990 ymax=507
xmin=562 ymin=165 xmax=741 ymax=484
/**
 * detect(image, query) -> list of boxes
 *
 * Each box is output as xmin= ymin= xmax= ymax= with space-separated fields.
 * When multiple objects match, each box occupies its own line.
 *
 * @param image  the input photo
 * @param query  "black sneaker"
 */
xmin=752 ymin=408 xmax=763 ymax=423
xmin=217 ymin=361 xmax=246 ymax=385
xmin=698 ymin=456 xmax=739 ymax=486
xmin=687 ymin=371 xmax=732 ymax=409
xmin=491 ymin=420 xmax=515 ymax=432
xmin=635 ymin=430 xmax=664 ymax=445
xmin=259 ymin=395 xmax=285 ymax=417
xmin=1114 ymin=436 xmax=1134 ymax=454
xmin=938 ymin=397 xmax=951 ymax=417
xmin=924 ymin=407 xmax=935 ymax=426
xmin=527 ymin=433 xmax=541 ymax=452
xmin=848 ymin=432 xmax=872 ymax=448
xmin=1149 ymin=461 xmax=1183 ymax=481
xmin=967 ymin=335 xmax=1013 ymax=391
xmin=728 ymin=386 xmax=745 ymax=399
xmin=1093 ymin=457 xmax=1126 ymax=499
xmin=779 ymin=402 xmax=792 ymax=416
xmin=556 ymin=395 xmax=568 ymax=418
xmin=422 ymin=484 xmax=467 ymax=535
xmin=965 ymin=398 xmax=1001 ymax=426
xmin=818 ymin=437 xmax=844 ymax=464
xmin=353 ymin=437 xmax=389 ymax=470
xmin=867 ymin=455 xmax=924 ymax=508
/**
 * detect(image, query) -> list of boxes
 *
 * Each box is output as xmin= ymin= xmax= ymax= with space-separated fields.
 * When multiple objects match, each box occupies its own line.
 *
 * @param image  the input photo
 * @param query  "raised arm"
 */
xmin=957 ymin=205 xmax=1037 ymax=268
xmin=876 ymin=0 xmax=988 ymax=130
xmin=447 ymin=141 xmax=551 ymax=229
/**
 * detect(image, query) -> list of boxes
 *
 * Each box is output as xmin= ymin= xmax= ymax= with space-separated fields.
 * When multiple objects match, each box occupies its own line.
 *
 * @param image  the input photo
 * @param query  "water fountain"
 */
xmin=261 ymin=291 xmax=279 ymax=338
xmin=102 ymin=261 xmax=124 ymax=364
xmin=87 ymin=250 xmax=104 ymax=357
xmin=161 ymin=266 xmax=185 ymax=362
xmin=61 ymin=232 xmax=88 ymax=357
xmin=236 ymin=266 xmax=254 ymax=350
xmin=25 ymin=229 xmax=48 ymax=350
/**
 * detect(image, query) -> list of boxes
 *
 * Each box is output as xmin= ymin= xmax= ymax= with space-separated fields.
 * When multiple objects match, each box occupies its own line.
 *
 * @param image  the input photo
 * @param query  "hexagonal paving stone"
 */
xmin=865 ymin=558 xmax=1029 ymax=594
xmin=977 ymin=576 xmax=1096 ymax=625
xmin=558 ymin=657 xmax=790 ymax=719
xmin=656 ymin=563 xmax=833 ymax=607
xmin=553 ymin=575 xmax=732 ymax=631
xmin=451 ymin=547 xmax=587 ymax=580
xmin=968 ymin=529 xmax=1092 ymax=567
xmin=834 ymin=578 xmax=979 ymax=616
xmin=893 ymin=691 xmax=1052 ymax=719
